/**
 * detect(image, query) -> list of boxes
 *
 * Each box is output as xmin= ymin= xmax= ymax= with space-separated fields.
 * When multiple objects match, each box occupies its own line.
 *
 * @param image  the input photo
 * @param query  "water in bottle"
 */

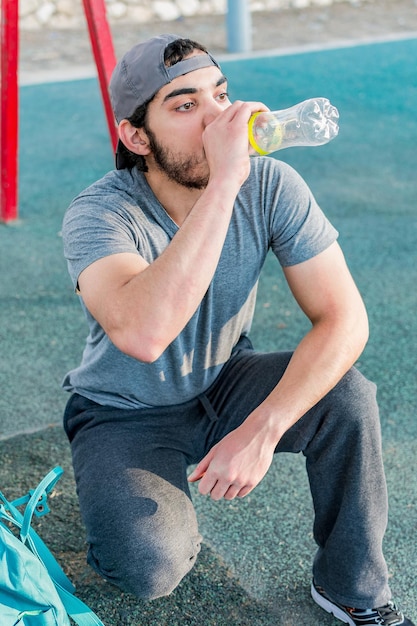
xmin=248 ymin=97 xmax=339 ymax=155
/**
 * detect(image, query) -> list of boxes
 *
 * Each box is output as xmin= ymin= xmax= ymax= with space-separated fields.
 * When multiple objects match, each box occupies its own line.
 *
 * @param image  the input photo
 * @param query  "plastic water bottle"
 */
xmin=248 ymin=97 xmax=339 ymax=155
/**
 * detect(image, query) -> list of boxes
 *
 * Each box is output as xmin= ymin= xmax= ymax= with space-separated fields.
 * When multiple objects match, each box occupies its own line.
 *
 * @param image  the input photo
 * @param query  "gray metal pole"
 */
xmin=226 ymin=0 xmax=252 ymax=53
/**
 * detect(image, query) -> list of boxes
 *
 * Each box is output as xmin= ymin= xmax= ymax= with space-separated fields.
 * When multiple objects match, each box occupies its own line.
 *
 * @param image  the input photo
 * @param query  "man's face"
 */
xmin=143 ymin=57 xmax=230 ymax=189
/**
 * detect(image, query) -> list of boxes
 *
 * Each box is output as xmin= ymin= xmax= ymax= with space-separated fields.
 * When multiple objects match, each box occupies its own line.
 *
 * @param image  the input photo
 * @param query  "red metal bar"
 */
xmin=82 ymin=0 xmax=118 ymax=151
xmin=1 ymin=0 xmax=19 ymax=223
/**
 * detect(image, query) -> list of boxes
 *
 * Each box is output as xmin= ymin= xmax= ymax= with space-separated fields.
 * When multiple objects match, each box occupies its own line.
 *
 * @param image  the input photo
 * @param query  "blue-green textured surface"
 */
xmin=1 ymin=37 xmax=416 ymax=625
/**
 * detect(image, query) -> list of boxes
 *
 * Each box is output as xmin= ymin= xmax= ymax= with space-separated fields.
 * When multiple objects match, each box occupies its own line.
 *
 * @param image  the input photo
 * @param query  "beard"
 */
xmin=145 ymin=125 xmax=209 ymax=190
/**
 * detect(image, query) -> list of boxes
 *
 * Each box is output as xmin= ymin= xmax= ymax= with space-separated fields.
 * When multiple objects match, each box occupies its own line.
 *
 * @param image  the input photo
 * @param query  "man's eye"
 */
xmin=217 ymin=92 xmax=229 ymax=101
xmin=176 ymin=102 xmax=194 ymax=111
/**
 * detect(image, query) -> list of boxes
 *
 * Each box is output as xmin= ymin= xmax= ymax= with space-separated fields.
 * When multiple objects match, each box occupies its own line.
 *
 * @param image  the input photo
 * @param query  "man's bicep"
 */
xmin=77 ymin=252 xmax=149 ymax=323
xmin=282 ymin=241 xmax=364 ymax=323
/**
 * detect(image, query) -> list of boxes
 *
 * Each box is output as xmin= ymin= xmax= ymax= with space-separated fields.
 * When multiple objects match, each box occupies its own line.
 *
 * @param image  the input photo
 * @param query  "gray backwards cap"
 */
xmin=110 ymin=33 xmax=220 ymax=123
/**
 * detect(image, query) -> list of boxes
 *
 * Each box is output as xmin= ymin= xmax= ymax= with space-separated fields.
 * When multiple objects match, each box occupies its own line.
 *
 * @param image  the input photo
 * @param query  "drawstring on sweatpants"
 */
xmin=198 ymin=393 xmax=219 ymax=422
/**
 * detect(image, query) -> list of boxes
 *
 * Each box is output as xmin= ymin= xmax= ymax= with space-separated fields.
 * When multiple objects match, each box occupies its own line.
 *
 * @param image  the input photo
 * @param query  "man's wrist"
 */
xmin=245 ymin=405 xmax=289 ymax=447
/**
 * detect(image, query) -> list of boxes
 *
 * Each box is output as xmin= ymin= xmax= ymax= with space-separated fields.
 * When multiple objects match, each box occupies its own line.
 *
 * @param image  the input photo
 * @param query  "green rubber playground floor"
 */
xmin=1 ymin=35 xmax=416 ymax=625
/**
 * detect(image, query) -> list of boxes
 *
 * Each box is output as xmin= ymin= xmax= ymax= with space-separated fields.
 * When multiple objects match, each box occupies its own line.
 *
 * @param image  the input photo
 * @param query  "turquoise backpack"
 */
xmin=0 ymin=467 xmax=104 ymax=625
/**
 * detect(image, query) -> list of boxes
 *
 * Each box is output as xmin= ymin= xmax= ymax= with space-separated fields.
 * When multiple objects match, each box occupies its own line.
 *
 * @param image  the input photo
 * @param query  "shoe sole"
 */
xmin=311 ymin=581 xmax=355 ymax=626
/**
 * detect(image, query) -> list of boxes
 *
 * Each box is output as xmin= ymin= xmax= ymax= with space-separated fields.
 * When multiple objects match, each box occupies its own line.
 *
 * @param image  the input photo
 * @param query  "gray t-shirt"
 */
xmin=62 ymin=157 xmax=338 ymax=409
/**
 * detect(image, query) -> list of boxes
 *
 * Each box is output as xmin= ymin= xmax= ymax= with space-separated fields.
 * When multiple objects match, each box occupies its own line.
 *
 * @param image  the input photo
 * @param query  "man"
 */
xmin=62 ymin=34 xmax=414 ymax=625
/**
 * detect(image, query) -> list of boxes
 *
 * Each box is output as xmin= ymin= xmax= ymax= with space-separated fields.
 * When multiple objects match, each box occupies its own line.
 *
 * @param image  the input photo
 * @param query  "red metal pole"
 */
xmin=82 ymin=0 xmax=118 ymax=151
xmin=1 ymin=0 xmax=19 ymax=223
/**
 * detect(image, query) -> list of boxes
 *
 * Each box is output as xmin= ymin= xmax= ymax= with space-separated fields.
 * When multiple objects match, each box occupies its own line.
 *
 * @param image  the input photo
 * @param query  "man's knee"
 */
xmin=88 ymin=535 xmax=201 ymax=600
xmin=312 ymin=366 xmax=382 ymax=459
xmin=118 ymin=551 xmax=199 ymax=600
xmin=277 ymin=367 xmax=379 ymax=456
xmin=331 ymin=366 xmax=378 ymax=423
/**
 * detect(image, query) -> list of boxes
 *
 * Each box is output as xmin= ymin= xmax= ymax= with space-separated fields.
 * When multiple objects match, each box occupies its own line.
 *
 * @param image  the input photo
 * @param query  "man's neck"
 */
xmin=144 ymin=169 xmax=205 ymax=227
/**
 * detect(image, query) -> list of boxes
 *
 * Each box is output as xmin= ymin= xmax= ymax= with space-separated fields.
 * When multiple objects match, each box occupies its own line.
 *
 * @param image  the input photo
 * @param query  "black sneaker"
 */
xmin=311 ymin=580 xmax=415 ymax=625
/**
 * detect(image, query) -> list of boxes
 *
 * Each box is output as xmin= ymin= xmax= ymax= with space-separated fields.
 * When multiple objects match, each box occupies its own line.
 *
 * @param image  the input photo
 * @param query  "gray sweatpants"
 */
xmin=64 ymin=341 xmax=391 ymax=608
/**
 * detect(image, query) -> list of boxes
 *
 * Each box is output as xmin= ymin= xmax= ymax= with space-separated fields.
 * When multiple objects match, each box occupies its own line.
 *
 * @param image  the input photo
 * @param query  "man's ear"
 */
xmin=118 ymin=120 xmax=151 ymax=156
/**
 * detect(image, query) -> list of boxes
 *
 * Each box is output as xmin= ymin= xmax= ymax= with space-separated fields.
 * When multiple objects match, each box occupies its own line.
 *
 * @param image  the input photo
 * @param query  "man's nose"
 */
xmin=202 ymin=99 xmax=227 ymax=127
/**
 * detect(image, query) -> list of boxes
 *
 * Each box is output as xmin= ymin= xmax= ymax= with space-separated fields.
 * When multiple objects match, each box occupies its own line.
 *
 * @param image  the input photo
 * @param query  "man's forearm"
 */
xmin=246 ymin=313 xmax=369 ymax=445
xmin=109 ymin=177 xmax=241 ymax=361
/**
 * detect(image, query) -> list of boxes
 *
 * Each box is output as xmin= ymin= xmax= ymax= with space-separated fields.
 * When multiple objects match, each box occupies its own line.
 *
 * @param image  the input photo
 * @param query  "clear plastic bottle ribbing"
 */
xmin=248 ymin=97 xmax=339 ymax=156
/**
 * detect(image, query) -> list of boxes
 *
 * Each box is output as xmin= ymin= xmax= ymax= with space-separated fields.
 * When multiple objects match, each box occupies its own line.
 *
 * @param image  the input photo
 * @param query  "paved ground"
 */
xmin=19 ymin=0 xmax=417 ymax=82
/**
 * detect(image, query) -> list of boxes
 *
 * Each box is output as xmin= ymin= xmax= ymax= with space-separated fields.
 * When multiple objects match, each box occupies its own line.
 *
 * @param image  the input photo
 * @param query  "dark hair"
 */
xmin=120 ymin=38 xmax=208 ymax=172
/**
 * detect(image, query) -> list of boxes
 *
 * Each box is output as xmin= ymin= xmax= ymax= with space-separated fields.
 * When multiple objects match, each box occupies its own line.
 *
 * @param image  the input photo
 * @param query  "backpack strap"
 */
xmin=0 ymin=467 xmax=105 ymax=626
xmin=20 ymin=466 xmax=63 ymax=541
xmin=56 ymin=584 xmax=106 ymax=626
xmin=0 ymin=467 xmax=75 ymax=594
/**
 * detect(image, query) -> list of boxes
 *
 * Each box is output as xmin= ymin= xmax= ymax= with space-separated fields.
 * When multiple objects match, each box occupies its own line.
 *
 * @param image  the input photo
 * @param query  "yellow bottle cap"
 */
xmin=248 ymin=112 xmax=283 ymax=155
